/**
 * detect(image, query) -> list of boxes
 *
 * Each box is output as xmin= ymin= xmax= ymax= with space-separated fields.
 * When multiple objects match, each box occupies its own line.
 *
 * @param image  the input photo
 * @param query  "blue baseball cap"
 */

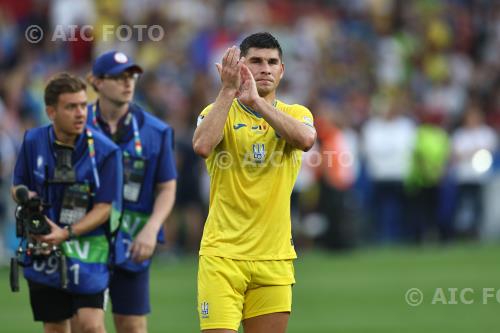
xmin=92 ymin=51 xmax=143 ymax=76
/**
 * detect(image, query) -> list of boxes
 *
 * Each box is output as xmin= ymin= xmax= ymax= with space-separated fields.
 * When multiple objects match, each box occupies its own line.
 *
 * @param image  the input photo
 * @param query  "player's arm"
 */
xmin=239 ymin=65 xmax=316 ymax=151
xmin=130 ymin=179 xmax=176 ymax=262
xmin=254 ymin=98 xmax=315 ymax=151
xmin=146 ymin=180 xmax=176 ymax=235
xmin=193 ymin=46 xmax=243 ymax=158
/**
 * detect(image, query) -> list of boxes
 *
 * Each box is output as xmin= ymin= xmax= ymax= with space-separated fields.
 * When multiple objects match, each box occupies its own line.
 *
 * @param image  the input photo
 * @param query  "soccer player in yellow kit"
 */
xmin=193 ymin=32 xmax=316 ymax=333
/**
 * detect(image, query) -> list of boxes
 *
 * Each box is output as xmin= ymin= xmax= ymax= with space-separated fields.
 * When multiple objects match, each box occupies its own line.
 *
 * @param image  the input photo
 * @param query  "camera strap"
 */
xmin=86 ymin=129 xmax=100 ymax=189
xmin=58 ymin=129 xmax=97 ymax=226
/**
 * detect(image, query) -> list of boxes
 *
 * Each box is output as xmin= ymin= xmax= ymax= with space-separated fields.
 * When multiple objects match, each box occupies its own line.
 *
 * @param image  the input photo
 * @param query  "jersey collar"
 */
xmin=236 ymin=99 xmax=278 ymax=118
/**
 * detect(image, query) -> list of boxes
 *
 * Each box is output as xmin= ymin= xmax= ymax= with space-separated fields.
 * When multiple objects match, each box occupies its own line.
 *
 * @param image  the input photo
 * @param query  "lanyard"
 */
xmin=86 ymin=129 xmax=100 ymax=189
xmin=92 ymin=103 xmax=142 ymax=157
xmin=92 ymin=103 xmax=99 ymax=127
xmin=131 ymin=114 xmax=142 ymax=157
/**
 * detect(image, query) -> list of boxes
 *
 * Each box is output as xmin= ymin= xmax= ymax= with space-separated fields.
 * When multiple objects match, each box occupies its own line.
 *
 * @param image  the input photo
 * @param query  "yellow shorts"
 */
xmin=197 ymin=255 xmax=295 ymax=331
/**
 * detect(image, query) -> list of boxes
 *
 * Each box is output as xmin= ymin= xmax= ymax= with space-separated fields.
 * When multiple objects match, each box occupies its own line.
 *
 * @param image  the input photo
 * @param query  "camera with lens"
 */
xmin=10 ymin=142 xmax=77 ymax=292
xmin=11 ymin=185 xmax=69 ymax=292
xmin=14 ymin=186 xmax=50 ymax=237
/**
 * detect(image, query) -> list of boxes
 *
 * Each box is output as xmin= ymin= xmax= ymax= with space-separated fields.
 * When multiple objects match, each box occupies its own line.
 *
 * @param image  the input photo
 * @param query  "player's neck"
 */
xmin=261 ymin=91 xmax=277 ymax=105
xmin=98 ymin=97 xmax=129 ymax=133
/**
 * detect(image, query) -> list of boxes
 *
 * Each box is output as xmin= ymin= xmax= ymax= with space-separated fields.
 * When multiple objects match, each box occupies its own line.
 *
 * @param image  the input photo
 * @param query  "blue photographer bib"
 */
xmin=88 ymin=102 xmax=177 ymax=272
xmin=13 ymin=125 xmax=122 ymax=294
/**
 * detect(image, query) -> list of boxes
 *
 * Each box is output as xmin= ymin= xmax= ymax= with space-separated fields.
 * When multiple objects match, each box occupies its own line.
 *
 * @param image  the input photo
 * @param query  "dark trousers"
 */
xmin=371 ymin=181 xmax=406 ymax=244
xmin=407 ymin=185 xmax=452 ymax=244
xmin=318 ymin=182 xmax=357 ymax=250
xmin=454 ymin=183 xmax=483 ymax=239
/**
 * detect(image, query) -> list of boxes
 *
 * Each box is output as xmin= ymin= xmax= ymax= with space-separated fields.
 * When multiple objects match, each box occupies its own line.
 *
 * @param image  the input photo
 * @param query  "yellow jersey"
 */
xmin=198 ymin=99 xmax=314 ymax=260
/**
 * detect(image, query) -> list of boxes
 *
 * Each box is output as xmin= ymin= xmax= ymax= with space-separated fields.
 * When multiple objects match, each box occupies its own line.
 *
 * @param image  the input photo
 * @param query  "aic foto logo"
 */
xmin=25 ymin=24 xmax=165 ymax=44
xmin=406 ymin=287 xmax=500 ymax=306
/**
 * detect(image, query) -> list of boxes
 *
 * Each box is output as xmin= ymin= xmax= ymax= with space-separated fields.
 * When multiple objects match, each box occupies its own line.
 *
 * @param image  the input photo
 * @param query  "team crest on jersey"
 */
xmin=200 ymin=301 xmax=209 ymax=318
xmin=252 ymin=143 xmax=266 ymax=164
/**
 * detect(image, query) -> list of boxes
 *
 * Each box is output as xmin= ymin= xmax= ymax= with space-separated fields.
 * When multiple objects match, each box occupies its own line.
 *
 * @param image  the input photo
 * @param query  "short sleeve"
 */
xmin=196 ymin=104 xmax=214 ymax=127
xmin=290 ymin=105 xmax=314 ymax=129
xmin=94 ymin=148 xmax=123 ymax=204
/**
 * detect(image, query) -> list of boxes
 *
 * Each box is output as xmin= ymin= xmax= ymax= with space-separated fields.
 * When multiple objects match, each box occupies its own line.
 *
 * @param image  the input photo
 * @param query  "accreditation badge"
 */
xmin=59 ymin=183 xmax=91 ymax=225
xmin=123 ymin=154 xmax=146 ymax=202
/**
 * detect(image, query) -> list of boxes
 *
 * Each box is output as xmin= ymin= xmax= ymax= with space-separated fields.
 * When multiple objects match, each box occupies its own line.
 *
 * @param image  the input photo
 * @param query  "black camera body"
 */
xmin=10 ymin=143 xmax=78 ymax=292
xmin=11 ymin=185 xmax=69 ymax=292
xmin=10 ymin=146 xmax=77 ymax=293
xmin=14 ymin=143 xmax=76 ymax=238
xmin=15 ymin=191 xmax=51 ymax=237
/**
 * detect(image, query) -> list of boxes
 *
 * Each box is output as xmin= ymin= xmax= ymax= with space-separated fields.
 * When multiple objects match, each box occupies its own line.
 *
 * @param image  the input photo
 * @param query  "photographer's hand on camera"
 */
xmin=34 ymin=218 xmax=71 ymax=246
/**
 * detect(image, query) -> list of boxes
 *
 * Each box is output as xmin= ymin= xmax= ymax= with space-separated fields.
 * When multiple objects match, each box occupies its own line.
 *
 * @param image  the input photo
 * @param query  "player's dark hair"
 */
xmin=44 ymin=72 xmax=87 ymax=106
xmin=240 ymin=32 xmax=283 ymax=60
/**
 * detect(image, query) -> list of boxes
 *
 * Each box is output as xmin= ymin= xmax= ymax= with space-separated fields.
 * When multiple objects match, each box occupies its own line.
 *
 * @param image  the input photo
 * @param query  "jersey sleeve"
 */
xmin=155 ymin=127 xmax=177 ymax=183
xmin=290 ymin=105 xmax=315 ymax=129
xmin=196 ymin=102 xmax=236 ymax=163
xmin=196 ymin=104 xmax=214 ymax=127
xmin=94 ymin=148 xmax=123 ymax=204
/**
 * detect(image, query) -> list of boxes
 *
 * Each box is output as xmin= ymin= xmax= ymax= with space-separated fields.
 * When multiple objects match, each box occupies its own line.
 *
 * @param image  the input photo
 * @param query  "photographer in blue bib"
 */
xmin=87 ymin=51 xmax=177 ymax=333
xmin=11 ymin=73 xmax=123 ymax=333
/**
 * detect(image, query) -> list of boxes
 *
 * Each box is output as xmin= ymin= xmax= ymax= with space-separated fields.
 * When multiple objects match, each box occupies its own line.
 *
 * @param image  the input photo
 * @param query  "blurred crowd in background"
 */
xmin=1 ymin=0 xmax=500 ymax=262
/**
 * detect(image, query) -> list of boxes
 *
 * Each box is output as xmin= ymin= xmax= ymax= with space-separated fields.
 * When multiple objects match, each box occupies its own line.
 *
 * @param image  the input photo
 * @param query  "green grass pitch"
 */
xmin=0 ymin=243 xmax=498 ymax=332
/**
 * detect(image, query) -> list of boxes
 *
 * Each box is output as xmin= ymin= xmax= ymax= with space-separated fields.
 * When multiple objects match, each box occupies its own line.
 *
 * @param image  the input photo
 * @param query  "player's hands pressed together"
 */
xmin=193 ymin=46 xmax=245 ymax=158
xmin=216 ymin=46 xmax=243 ymax=94
xmin=238 ymin=63 xmax=260 ymax=107
xmin=130 ymin=222 xmax=157 ymax=262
